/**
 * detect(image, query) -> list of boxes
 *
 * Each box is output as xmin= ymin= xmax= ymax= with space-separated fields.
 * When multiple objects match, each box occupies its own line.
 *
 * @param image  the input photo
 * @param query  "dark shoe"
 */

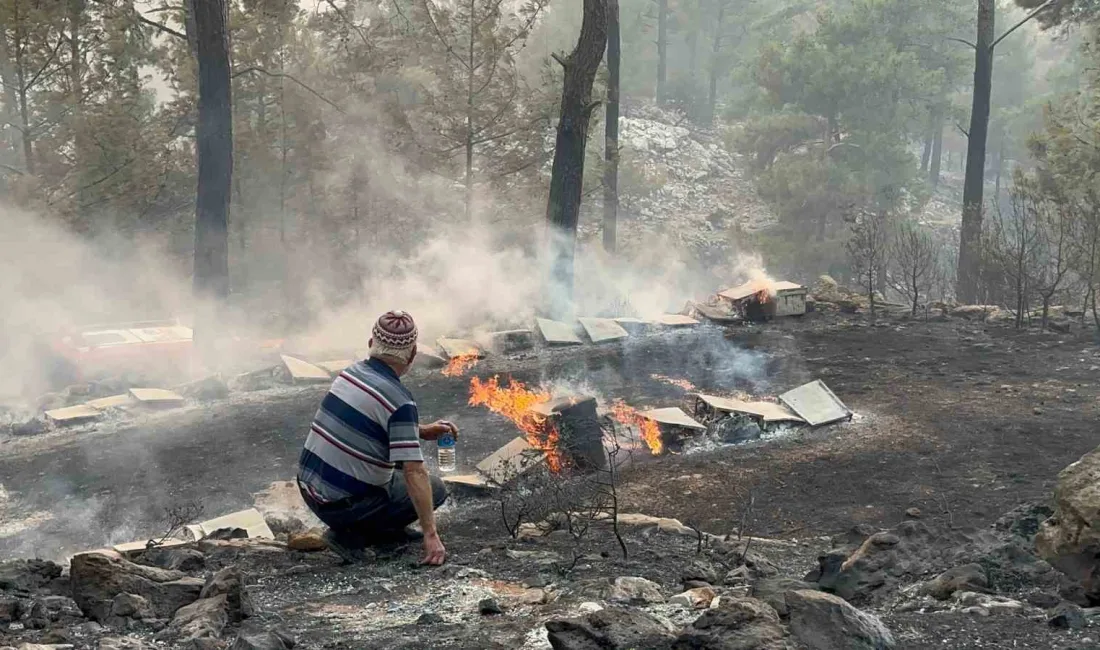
xmin=323 ymin=529 xmax=374 ymax=564
xmin=363 ymin=526 xmax=423 ymax=546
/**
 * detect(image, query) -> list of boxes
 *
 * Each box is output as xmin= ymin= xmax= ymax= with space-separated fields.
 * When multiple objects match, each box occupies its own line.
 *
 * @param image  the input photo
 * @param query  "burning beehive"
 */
xmin=718 ymin=280 xmax=807 ymax=322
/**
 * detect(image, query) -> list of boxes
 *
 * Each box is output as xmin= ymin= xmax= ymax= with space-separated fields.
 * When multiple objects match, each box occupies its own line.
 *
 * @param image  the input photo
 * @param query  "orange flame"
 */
xmin=650 ymin=374 xmax=696 ymax=391
xmin=609 ymin=400 xmax=664 ymax=456
xmin=442 ymin=353 xmax=480 ymax=377
xmin=468 ymin=376 xmax=563 ymax=472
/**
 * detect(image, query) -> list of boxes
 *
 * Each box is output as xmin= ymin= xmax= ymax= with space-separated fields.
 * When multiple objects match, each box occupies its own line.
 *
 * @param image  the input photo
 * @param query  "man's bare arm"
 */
xmin=403 ymin=461 xmax=446 ymax=564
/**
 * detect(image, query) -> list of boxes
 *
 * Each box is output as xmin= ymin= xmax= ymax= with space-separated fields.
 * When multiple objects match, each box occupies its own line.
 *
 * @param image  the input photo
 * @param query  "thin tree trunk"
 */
xmin=11 ymin=3 xmax=33 ymax=176
xmin=929 ymin=110 xmax=943 ymax=188
xmin=189 ymin=0 xmax=233 ymax=347
xmin=958 ymin=0 xmax=995 ymax=304
xmin=69 ymin=0 xmax=85 ymax=205
xmin=656 ymin=0 xmax=667 ymax=106
xmin=920 ymin=135 xmax=932 ymax=174
xmin=0 ymin=22 xmax=21 ymax=171
xmin=603 ymin=0 xmax=620 ymax=253
xmin=546 ymin=0 xmax=608 ymax=318
xmin=994 ymin=127 xmax=1005 ymax=197
xmin=706 ymin=1 xmax=725 ymax=125
xmin=465 ymin=0 xmax=476 ymax=221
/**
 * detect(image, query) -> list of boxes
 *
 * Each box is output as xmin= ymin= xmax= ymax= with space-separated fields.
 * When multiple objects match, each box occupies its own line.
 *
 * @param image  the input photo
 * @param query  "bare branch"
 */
xmin=946 ymin=37 xmax=977 ymax=50
xmin=232 ymin=66 xmax=345 ymax=113
xmin=991 ymin=0 xmax=1057 ymax=51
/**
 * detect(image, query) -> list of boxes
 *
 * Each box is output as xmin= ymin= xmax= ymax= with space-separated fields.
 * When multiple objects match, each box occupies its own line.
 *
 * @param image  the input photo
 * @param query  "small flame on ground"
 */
xmin=468 ymin=375 xmax=563 ymax=472
xmin=650 ymin=374 xmax=696 ymax=391
xmin=609 ymin=400 xmax=664 ymax=456
xmin=442 ymin=353 xmax=480 ymax=377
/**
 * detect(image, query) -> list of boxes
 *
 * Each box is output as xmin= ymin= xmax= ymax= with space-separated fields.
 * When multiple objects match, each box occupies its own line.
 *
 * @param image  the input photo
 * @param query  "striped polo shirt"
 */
xmin=297 ymin=357 xmax=423 ymax=503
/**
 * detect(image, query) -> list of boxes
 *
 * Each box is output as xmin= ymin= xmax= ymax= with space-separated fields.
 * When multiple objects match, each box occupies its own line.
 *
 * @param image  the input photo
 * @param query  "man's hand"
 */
xmin=419 ymin=420 xmax=459 ymax=441
xmin=421 ymin=531 xmax=446 ymax=566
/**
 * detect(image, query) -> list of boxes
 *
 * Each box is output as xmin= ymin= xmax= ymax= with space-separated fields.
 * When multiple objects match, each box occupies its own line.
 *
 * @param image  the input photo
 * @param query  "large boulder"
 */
xmin=751 ymin=578 xmax=818 ymax=617
xmin=1036 ymin=445 xmax=1100 ymax=604
xmin=607 ymin=577 xmax=665 ymax=604
xmin=810 ymin=521 xmax=935 ymax=604
xmin=545 ymin=607 xmax=675 ymax=650
xmin=0 ymin=560 xmax=64 ymax=595
xmin=673 ymin=597 xmax=790 ymax=649
xmin=786 ymin=590 xmax=894 ymax=650
xmin=170 ymin=594 xmax=229 ymax=641
xmin=200 ymin=567 xmax=253 ymax=622
xmin=70 ymin=551 xmax=203 ymax=622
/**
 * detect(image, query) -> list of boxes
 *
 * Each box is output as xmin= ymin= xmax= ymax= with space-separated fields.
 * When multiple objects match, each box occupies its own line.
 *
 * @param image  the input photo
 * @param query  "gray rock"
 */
xmin=1049 ymin=602 xmax=1087 ymax=629
xmin=0 ymin=559 xmax=64 ymax=595
xmin=263 ymin=513 xmax=306 ymax=537
xmin=109 ymin=593 xmax=154 ymax=619
xmin=608 ymin=576 xmax=665 ymax=604
xmin=920 ymin=564 xmax=988 ymax=600
xmin=546 ymin=607 xmax=675 ymax=650
xmin=231 ymin=628 xmax=296 ymax=650
xmin=673 ymin=597 xmax=789 ymax=649
xmin=170 ymin=595 xmax=228 ymax=641
xmin=138 ymin=548 xmax=206 ymax=573
xmin=70 ymin=551 xmax=203 ymax=622
xmin=682 ymin=560 xmax=720 ymax=586
xmin=417 ymin=612 xmax=444 ymax=625
xmin=786 ymin=590 xmax=894 ymax=650
xmin=812 ymin=521 xmax=934 ymax=604
xmin=751 ymin=578 xmax=818 ymax=617
xmin=200 ymin=567 xmax=253 ymax=623
xmin=1036 ymin=444 xmax=1100 ymax=603
xmin=478 ymin=598 xmax=503 ymax=615
xmin=176 ymin=375 xmax=229 ymax=401
xmin=0 ymin=596 xmax=23 ymax=623
xmin=98 ymin=637 xmax=156 ymax=650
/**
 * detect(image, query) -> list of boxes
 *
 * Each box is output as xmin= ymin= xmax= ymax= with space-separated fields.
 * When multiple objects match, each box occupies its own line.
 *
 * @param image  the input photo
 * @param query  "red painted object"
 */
xmin=47 ymin=320 xmax=196 ymax=385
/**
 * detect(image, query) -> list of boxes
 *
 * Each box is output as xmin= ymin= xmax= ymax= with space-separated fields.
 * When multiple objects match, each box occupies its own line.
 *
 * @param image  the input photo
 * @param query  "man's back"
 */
xmin=297 ymin=357 xmax=422 ymax=504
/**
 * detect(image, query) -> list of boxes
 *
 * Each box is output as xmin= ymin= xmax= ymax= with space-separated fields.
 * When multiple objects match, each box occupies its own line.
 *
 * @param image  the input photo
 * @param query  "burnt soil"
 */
xmin=1 ymin=312 xmax=1099 ymax=649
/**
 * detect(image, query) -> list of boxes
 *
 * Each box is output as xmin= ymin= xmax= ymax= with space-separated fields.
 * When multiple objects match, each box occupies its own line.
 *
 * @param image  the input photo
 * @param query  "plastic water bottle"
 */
xmin=437 ymin=433 xmax=456 ymax=472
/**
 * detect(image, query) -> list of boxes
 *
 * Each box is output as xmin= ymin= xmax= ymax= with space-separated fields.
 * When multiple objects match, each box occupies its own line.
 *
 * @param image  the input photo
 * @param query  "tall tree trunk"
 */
xmin=0 ymin=25 xmax=20 ymax=171
xmin=958 ymin=0 xmax=995 ymax=304
xmin=546 ymin=0 xmax=609 ymax=318
xmin=11 ymin=4 xmax=33 ymax=176
xmin=706 ymin=1 xmax=725 ymax=125
xmin=603 ymin=0 xmax=620 ymax=253
xmin=189 ymin=0 xmax=233 ymax=347
xmin=994 ymin=125 xmax=1006 ymax=197
xmin=69 ymin=0 xmax=85 ymax=206
xmin=920 ymin=110 xmax=934 ymax=173
xmin=656 ymin=0 xmax=667 ymax=106
xmin=929 ymin=111 xmax=943 ymax=188
xmin=465 ymin=0 xmax=476 ymax=221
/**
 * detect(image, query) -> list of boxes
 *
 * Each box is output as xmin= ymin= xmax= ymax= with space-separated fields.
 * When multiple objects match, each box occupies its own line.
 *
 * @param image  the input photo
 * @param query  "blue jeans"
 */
xmin=300 ymin=471 xmax=448 ymax=539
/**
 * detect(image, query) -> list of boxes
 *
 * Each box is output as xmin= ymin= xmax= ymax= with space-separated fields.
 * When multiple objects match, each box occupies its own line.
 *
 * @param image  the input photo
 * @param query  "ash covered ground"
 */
xmin=2 ymin=309 xmax=1100 ymax=649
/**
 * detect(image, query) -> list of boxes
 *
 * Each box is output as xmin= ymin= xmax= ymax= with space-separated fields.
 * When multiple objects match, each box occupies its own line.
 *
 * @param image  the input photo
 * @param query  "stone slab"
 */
xmin=128 ymin=388 xmax=185 ymax=405
xmin=779 ymin=380 xmax=852 ymax=427
xmin=577 ymin=317 xmax=630 ymax=343
xmin=280 ymin=355 xmax=331 ymax=382
xmin=475 ymin=436 xmax=546 ymax=485
xmin=442 ymin=473 xmax=498 ymax=490
xmin=316 ymin=359 xmax=353 ymax=374
xmin=535 ymin=318 xmax=583 ymax=345
xmin=85 ymin=394 xmax=133 ymax=410
xmin=655 ymin=314 xmax=699 ymax=327
xmin=695 ymin=394 xmax=805 ymax=424
xmin=640 ymin=407 xmax=706 ymax=431
xmin=113 ymin=538 xmax=191 ymax=557
xmin=45 ymin=404 xmax=102 ymax=425
xmin=437 ymin=338 xmax=484 ymax=359
xmin=185 ymin=508 xmax=274 ymax=541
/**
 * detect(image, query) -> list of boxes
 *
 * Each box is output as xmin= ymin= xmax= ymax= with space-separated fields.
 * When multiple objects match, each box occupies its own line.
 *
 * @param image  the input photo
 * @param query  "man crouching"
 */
xmin=296 ymin=310 xmax=457 ymax=565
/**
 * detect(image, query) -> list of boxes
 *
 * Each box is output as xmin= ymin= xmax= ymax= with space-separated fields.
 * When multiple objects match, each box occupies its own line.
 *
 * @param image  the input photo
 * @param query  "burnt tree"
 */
xmin=603 ymin=0 xmax=620 ymax=253
xmin=546 ymin=0 xmax=608 ymax=318
xmin=655 ymin=0 xmax=667 ymax=105
xmin=189 ymin=0 xmax=233 ymax=343
xmin=958 ymin=0 xmax=994 ymax=304
xmin=958 ymin=0 xmax=1056 ymax=303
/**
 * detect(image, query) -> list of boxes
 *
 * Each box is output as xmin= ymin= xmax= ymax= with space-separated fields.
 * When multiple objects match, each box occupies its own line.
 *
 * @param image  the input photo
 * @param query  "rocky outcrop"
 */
xmin=673 ymin=597 xmax=790 ymax=650
xmin=0 ymin=560 xmax=64 ymax=596
xmin=1036 ymin=445 xmax=1100 ymax=604
xmin=751 ymin=578 xmax=818 ymax=617
xmin=69 ymin=551 xmax=203 ymax=622
xmin=545 ymin=607 xmax=675 ymax=650
xmin=811 ymin=521 xmax=936 ymax=604
xmin=786 ymin=590 xmax=894 ymax=650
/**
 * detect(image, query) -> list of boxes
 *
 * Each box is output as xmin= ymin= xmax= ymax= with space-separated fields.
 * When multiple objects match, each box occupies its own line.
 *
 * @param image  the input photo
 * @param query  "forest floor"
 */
xmin=1 ymin=309 xmax=1098 ymax=649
